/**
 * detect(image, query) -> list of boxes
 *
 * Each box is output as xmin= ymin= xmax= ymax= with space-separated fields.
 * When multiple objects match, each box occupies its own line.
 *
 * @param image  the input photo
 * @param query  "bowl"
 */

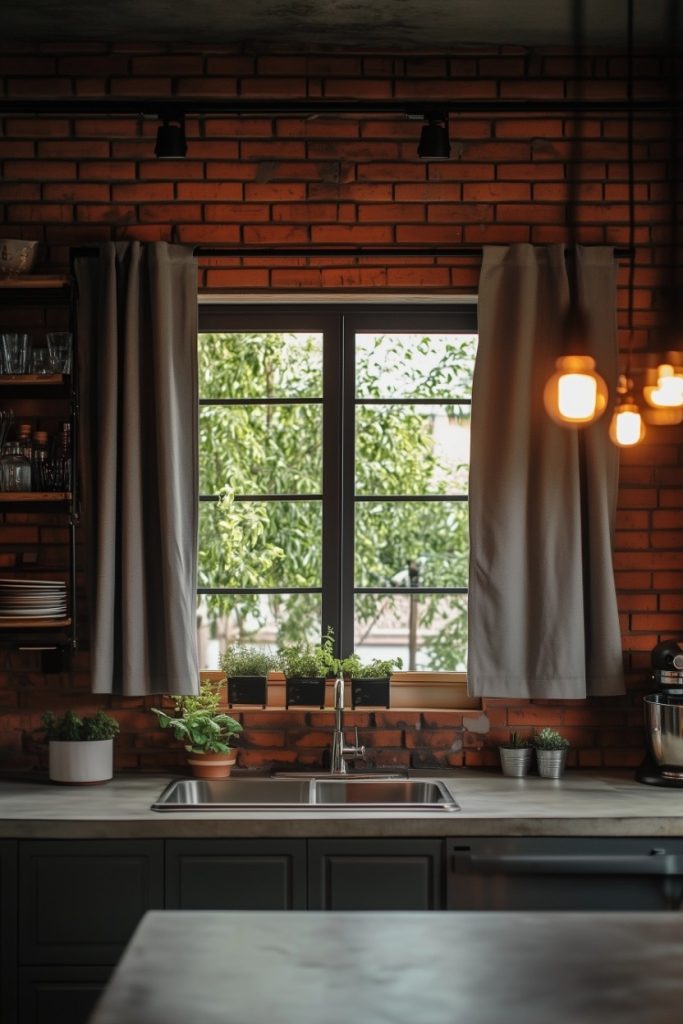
xmin=0 ymin=239 xmax=40 ymax=276
xmin=644 ymin=693 xmax=683 ymax=779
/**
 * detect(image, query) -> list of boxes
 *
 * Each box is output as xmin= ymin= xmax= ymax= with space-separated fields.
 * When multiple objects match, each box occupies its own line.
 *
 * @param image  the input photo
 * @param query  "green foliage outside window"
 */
xmin=198 ymin=330 xmax=475 ymax=670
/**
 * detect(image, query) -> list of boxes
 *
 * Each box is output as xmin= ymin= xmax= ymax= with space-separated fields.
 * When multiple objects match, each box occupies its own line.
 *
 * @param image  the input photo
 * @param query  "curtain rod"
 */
xmin=193 ymin=245 xmax=634 ymax=259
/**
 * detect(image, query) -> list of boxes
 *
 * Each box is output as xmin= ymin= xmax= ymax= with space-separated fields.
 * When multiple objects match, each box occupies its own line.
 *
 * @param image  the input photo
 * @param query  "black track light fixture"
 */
xmin=155 ymin=110 xmax=187 ymax=159
xmin=417 ymin=111 xmax=451 ymax=160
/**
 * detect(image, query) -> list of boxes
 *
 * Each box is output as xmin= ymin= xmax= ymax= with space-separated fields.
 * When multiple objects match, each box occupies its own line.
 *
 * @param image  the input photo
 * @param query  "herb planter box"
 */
xmin=351 ymin=677 xmax=390 ymax=709
xmin=227 ymin=675 xmax=267 ymax=708
xmin=285 ymin=676 xmax=327 ymax=709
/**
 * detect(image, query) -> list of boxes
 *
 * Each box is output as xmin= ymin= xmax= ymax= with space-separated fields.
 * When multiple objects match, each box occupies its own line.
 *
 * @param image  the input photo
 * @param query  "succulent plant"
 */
xmin=532 ymin=727 xmax=570 ymax=750
xmin=501 ymin=730 xmax=533 ymax=749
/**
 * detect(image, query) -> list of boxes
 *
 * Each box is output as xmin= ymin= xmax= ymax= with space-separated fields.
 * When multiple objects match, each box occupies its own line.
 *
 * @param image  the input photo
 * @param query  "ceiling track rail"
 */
xmin=0 ymin=98 xmax=680 ymax=117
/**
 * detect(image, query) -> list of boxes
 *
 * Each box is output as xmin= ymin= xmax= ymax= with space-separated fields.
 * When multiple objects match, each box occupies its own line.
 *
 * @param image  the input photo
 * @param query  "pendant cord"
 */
xmin=626 ymin=0 xmax=635 ymax=382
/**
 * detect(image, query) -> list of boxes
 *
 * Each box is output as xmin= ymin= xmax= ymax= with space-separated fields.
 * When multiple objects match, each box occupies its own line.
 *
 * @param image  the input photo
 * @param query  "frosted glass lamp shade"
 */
xmin=543 ymin=354 xmax=608 ymax=426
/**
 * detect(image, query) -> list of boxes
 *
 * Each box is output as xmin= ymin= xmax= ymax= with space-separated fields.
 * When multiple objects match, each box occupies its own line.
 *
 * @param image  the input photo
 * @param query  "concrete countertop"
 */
xmin=89 ymin=909 xmax=683 ymax=1024
xmin=0 ymin=769 xmax=682 ymax=837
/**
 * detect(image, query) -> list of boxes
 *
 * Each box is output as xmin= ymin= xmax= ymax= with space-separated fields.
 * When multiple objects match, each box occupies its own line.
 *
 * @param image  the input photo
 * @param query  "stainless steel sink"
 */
xmin=151 ymin=777 xmax=459 ymax=812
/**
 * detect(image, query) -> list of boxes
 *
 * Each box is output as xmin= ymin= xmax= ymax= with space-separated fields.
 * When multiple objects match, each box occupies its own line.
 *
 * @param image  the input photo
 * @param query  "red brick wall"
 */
xmin=0 ymin=42 xmax=681 ymax=774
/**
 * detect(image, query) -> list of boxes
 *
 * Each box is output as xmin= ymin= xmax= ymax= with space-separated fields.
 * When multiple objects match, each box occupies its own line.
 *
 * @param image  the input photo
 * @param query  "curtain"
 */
xmin=75 ymin=242 xmax=199 ymax=696
xmin=468 ymin=244 xmax=624 ymax=698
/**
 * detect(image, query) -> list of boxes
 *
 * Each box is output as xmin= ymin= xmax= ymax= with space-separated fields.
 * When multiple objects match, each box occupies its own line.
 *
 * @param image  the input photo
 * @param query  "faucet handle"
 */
xmin=354 ymin=727 xmax=366 ymax=760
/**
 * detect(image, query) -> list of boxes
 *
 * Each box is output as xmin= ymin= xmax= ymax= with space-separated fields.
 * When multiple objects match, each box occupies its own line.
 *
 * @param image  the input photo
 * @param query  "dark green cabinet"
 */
xmin=1 ymin=841 xmax=18 ymax=1024
xmin=18 ymin=967 xmax=111 ymax=1024
xmin=166 ymin=839 xmax=307 ymax=910
xmin=20 ymin=840 xmax=163 ymax=965
xmin=308 ymin=839 xmax=444 ymax=910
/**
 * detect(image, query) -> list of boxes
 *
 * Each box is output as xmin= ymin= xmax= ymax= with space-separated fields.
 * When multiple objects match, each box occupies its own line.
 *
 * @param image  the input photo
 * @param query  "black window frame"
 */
xmin=198 ymin=302 xmax=478 ymax=662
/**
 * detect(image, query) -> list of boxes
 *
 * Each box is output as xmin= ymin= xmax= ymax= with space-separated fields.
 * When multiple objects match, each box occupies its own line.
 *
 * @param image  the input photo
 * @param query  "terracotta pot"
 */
xmin=186 ymin=751 xmax=237 ymax=780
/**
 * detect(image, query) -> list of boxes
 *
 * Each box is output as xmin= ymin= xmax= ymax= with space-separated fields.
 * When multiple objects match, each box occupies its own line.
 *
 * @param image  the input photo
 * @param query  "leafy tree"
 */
xmin=197 ymin=330 xmax=475 ymax=670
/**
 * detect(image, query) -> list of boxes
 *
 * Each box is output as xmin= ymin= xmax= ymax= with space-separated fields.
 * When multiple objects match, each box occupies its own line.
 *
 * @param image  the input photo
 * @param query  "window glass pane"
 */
xmin=199 ymin=499 xmax=322 ymax=590
xmin=200 ymin=404 xmax=323 ymax=496
xmin=355 ymin=332 xmax=476 ymax=400
xmin=197 ymin=592 xmax=322 ymax=671
xmin=198 ymin=332 xmax=322 ymax=399
xmin=354 ymin=593 xmax=468 ymax=672
xmin=355 ymin=500 xmax=469 ymax=589
xmin=356 ymin=403 xmax=471 ymax=495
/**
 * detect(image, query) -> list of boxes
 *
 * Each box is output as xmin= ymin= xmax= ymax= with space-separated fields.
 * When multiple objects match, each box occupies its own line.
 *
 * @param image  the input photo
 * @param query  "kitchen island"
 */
xmin=88 ymin=909 xmax=683 ymax=1024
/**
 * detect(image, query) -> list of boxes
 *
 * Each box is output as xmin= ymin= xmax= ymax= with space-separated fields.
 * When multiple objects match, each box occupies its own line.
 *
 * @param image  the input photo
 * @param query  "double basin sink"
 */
xmin=152 ymin=776 xmax=459 ymax=812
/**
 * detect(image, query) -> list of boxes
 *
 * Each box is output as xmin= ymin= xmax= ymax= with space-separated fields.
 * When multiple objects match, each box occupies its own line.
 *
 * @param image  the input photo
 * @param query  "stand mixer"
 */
xmin=636 ymin=640 xmax=683 ymax=787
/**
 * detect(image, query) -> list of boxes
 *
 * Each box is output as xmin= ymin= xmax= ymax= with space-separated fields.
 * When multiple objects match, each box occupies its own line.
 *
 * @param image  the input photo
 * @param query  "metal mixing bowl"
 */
xmin=644 ymin=694 xmax=683 ymax=780
xmin=0 ymin=239 xmax=39 ymax=276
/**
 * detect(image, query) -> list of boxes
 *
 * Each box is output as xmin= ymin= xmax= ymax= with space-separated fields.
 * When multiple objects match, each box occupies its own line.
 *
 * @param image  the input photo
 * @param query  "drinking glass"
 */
xmin=1 ymin=333 xmax=31 ymax=374
xmin=47 ymin=332 xmax=72 ymax=374
xmin=31 ymin=347 xmax=50 ymax=375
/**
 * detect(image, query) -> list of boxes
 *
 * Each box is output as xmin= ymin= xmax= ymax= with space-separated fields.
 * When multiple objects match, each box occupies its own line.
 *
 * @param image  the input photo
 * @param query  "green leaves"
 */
xmin=151 ymin=679 xmax=243 ymax=754
xmin=41 ymin=710 xmax=119 ymax=742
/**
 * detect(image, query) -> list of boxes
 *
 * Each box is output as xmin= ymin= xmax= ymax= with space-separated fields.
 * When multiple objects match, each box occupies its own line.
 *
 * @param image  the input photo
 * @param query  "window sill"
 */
xmin=201 ymin=670 xmax=479 ymax=712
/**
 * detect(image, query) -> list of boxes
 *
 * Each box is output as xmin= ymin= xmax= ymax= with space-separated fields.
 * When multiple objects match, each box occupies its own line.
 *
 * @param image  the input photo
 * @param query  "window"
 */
xmin=197 ymin=305 xmax=478 ymax=675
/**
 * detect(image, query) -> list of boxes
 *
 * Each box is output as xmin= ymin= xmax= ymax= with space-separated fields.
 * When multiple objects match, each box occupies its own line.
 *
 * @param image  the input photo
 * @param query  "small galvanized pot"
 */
xmin=536 ymin=749 xmax=568 ymax=779
xmin=499 ymin=746 xmax=533 ymax=777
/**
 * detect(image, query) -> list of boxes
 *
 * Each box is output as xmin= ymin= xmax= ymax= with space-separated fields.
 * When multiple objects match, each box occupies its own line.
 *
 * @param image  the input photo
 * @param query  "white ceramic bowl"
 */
xmin=0 ymin=239 xmax=40 ymax=276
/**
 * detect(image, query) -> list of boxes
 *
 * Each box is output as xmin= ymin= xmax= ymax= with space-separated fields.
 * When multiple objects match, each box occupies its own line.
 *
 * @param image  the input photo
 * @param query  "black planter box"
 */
xmin=285 ymin=676 xmax=327 ymax=709
xmin=227 ymin=675 xmax=268 ymax=707
xmin=351 ymin=676 xmax=390 ymax=709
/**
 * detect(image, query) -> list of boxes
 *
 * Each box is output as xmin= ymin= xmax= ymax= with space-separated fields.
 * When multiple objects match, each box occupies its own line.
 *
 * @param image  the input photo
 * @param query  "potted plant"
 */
xmin=220 ymin=644 xmax=280 ymax=707
xmin=151 ymin=679 xmax=243 ymax=779
xmin=532 ymin=727 xmax=570 ymax=778
xmin=341 ymin=653 xmax=403 ymax=709
xmin=499 ymin=731 xmax=533 ymax=777
xmin=42 ymin=709 xmax=119 ymax=784
xmin=278 ymin=630 xmax=336 ymax=708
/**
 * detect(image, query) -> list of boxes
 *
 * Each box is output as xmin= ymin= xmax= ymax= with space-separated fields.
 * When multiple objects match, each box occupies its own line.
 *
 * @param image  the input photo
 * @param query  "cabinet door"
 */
xmin=166 ymin=839 xmax=307 ymax=910
xmin=1 ymin=840 xmax=18 ymax=1024
xmin=20 ymin=840 xmax=163 ymax=965
xmin=18 ymin=967 xmax=111 ymax=1024
xmin=308 ymin=839 xmax=444 ymax=910
xmin=447 ymin=838 xmax=683 ymax=911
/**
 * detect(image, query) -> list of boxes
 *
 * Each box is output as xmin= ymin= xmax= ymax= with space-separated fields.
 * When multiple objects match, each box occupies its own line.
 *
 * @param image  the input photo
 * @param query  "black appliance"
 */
xmin=636 ymin=640 xmax=683 ymax=787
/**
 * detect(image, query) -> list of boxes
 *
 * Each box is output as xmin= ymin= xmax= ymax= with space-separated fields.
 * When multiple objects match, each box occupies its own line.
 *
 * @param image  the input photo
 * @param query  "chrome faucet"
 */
xmin=330 ymin=676 xmax=365 ymax=775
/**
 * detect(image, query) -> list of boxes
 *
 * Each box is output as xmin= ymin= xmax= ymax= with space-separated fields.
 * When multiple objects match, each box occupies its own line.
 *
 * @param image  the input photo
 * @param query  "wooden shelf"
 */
xmin=0 ymin=275 xmax=70 ymax=290
xmin=0 ymin=492 xmax=70 ymax=503
xmin=0 ymin=617 xmax=71 ymax=629
xmin=0 ymin=374 xmax=65 ymax=385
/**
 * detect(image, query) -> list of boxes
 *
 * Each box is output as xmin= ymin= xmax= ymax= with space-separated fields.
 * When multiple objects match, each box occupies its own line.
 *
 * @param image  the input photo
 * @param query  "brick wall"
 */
xmin=0 ymin=42 xmax=681 ymax=774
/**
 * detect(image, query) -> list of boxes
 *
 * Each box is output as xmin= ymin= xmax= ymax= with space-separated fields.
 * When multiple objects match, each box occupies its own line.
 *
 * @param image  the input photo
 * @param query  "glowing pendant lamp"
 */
xmin=543 ymin=307 xmax=608 ymax=426
xmin=642 ymin=353 xmax=683 ymax=410
xmin=609 ymin=376 xmax=645 ymax=447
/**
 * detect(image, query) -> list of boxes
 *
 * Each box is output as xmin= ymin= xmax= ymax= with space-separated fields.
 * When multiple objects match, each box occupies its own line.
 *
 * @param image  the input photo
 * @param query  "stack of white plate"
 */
xmin=0 ymin=578 xmax=67 ymax=619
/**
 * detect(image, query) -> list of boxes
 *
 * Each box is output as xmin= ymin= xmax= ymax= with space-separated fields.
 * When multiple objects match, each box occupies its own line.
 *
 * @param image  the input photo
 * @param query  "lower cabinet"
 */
xmin=166 ymin=839 xmax=307 ymax=910
xmin=1 ymin=841 xmax=18 ymax=1024
xmin=308 ymin=839 xmax=444 ymax=910
xmin=15 ymin=840 xmax=164 ymax=1024
xmin=18 ymin=967 xmax=112 ymax=1024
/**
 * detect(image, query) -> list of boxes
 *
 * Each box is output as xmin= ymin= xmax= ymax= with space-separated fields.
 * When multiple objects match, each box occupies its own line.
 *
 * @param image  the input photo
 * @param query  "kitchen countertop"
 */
xmin=1 ymin=769 xmax=682 ymax=837
xmin=89 ymin=909 xmax=683 ymax=1024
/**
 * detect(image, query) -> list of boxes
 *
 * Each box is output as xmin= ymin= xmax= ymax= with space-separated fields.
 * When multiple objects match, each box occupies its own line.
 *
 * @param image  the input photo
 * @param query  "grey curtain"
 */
xmin=468 ymin=244 xmax=624 ymax=698
xmin=75 ymin=242 xmax=199 ymax=696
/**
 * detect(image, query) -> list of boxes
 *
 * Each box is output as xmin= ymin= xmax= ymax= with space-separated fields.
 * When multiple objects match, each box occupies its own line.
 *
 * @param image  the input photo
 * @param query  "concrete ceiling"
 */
xmin=0 ymin=0 xmax=678 ymax=49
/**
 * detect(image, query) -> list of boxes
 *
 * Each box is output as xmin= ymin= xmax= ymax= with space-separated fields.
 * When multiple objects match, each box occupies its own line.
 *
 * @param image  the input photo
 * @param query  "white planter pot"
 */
xmin=48 ymin=739 xmax=114 ymax=784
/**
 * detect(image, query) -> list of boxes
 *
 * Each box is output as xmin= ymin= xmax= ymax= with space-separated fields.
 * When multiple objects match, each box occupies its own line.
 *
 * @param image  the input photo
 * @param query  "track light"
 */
xmin=155 ymin=111 xmax=187 ymax=159
xmin=418 ymin=112 xmax=451 ymax=160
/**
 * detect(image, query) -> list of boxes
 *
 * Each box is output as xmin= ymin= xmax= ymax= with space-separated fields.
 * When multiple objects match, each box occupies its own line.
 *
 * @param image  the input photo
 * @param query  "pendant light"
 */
xmin=543 ymin=0 xmax=608 ymax=428
xmin=642 ymin=0 xmax=683 ymax=422
xmin=609 ymin=0 xmax=645 ymax=448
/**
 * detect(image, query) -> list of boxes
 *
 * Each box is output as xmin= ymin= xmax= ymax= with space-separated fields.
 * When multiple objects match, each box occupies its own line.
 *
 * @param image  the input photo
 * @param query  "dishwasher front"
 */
xmin=446 ymin=837 xmax=683 ymax=911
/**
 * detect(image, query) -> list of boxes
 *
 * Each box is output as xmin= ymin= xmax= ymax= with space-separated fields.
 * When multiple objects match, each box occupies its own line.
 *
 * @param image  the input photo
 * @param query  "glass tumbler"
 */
xmin=47 ymin=332 xmax=72 ymax=374
xmin=1 ymin=333 xmax=31 ymax=374
xmin=0 ymin=442 xmax=32 ymax=491
xmin=31 ymin=347 xmax=50 ymax=375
